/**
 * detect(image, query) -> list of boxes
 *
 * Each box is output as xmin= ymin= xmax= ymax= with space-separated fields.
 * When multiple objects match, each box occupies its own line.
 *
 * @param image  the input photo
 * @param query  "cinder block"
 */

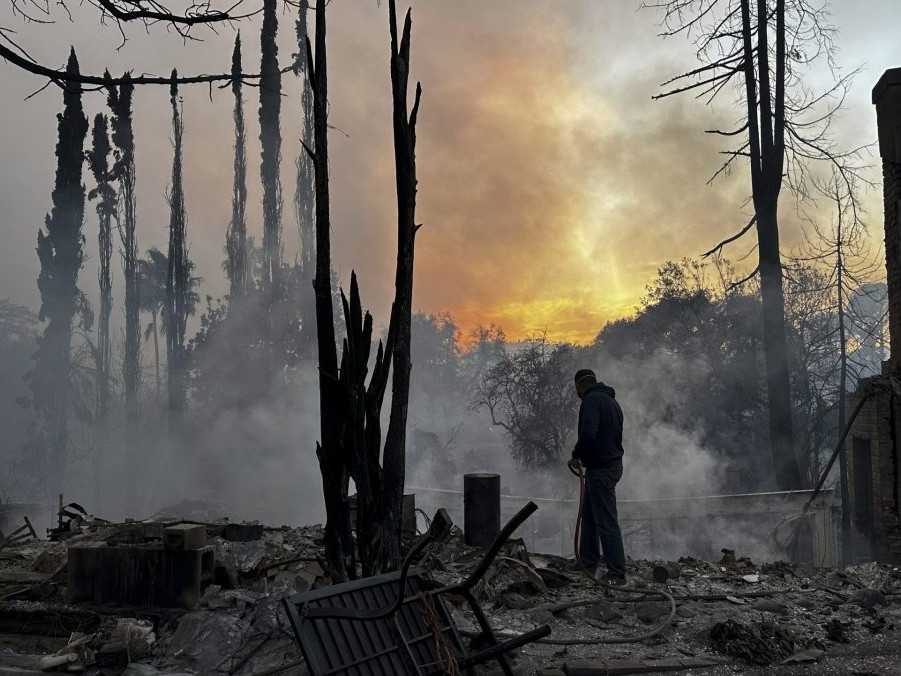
xmin=164 ymin=523 xmax=207 ymax=550
xmin=68 ymin=542 xmax=214 ymax=608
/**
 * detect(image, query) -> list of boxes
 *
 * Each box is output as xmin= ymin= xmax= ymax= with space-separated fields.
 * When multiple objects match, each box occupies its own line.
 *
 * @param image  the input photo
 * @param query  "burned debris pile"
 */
xmin=2 ymin=504 xmax=901 ymax=675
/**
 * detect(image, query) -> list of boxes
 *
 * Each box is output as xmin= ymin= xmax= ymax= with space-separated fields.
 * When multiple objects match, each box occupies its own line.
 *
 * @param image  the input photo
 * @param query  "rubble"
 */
xmin=708 ymin=619 xmax=795 ymax=665
xmin=1 ymin=509 xmax=900 ymax=675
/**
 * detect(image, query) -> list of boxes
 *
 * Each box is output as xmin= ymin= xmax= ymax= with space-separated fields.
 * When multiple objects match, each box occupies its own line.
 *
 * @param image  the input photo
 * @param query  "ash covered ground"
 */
xmin=2 ymin=504 xmax=901 ymax=675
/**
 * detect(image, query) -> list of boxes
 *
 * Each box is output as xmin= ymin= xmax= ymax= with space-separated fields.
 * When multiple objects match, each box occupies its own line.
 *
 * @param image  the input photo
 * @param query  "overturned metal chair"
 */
xmin=282 ymin=501 xmax=550 ymax=675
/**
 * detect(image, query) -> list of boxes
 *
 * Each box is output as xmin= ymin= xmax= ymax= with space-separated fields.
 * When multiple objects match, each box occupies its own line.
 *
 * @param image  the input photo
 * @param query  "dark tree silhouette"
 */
xmin=7 ymin=0 xmax=259 ymax=33
xmin=380 ymin=0 xmax=423 ymax=569
xmin=260 ymin=0 xmax=283 ymax=294
xmin=106 ymin=72 xmax=141 ymax=419
xmin=166 ymin=72 xmax=190 ymax=415
xmin=295 ymin=0 xmax=315 ymax=277
xmin=226 ymin=34 xmax=249 ymax=300
xmin=304 ymin=0 xmax=422 ymax=578
xmin=1 ymin=0 xmax=283 ymax=87
xmin=648 ymin=0 xmax=869 ymax=490
xmin=305 ymin=0 xmax=350 ymax=580
xmin=0 ymin=43 xmax=275 ymax=87
xmin=30 ymin=48 xmax=89 ymax=496
xmin=86 ymin=113 xmax=116 ymax=422
xmin=476 ymin=338 xmax=576 ymax=469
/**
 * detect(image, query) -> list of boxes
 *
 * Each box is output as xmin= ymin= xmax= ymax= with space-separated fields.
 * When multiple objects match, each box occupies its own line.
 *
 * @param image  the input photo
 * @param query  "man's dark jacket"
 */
xmin=573 ymin=382 xmax=624 ymax=469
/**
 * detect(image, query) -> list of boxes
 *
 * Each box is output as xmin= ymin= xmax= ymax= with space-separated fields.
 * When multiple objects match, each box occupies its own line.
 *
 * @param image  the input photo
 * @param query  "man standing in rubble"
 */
xmin=570 ymin=369 xmax=627 ymax=585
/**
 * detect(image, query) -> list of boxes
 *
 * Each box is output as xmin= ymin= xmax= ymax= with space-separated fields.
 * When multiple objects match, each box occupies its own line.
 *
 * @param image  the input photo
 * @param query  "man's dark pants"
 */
xmin=579 ymin=464 xmax=626 ymax=578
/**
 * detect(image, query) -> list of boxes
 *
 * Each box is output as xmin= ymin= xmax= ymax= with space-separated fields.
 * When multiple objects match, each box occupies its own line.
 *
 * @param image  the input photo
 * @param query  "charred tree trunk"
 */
xmin=305 ymin=0 xmax=354 ymax=580
xmin=260 ymin=0 xmax=283 ymax=295
xmin=106 ymin=72 xmax=140 ymax=421
xmin=305 ymin=0 xmax=423 ymax=578
xmin=341 ymin=274 xmax=388 ymax=578
xmin=87 ymin=114 xmax=115 ymax=423
xmin=31 ymin=48 xmax=89 ymax=497
xmin=331 ymin=0 xmax=422 ymax=576
xmin=740 ymin=0 xmax=801 ymax=489
xmin=226 ymin=34 xmax=249 ymax=300
xmin=757 ymin=204 xmax=797 ymax=487
xmin=166 ymin=72 xmax=189 ymax=415
xmin=381 ymin=0 xmax=422 ymax=570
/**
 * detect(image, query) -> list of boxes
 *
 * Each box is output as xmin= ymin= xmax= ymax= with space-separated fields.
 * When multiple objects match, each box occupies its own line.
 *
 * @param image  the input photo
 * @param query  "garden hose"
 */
xmin=529 ymin=460 xmax=677 ymax=645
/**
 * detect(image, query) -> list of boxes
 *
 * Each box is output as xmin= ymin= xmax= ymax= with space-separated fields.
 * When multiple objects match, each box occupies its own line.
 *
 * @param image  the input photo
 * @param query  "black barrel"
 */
xmin=464 ymin=473 xmax=500 ymax=547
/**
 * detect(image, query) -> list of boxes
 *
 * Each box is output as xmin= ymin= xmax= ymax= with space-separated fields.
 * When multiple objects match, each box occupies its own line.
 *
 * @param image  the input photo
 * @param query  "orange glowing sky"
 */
xmin=1 ymin=1 xmax=898 ymax=344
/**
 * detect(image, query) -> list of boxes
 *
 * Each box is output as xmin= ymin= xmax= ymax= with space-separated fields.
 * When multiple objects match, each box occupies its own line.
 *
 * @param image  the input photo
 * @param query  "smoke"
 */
xmin=400 ymin=309 xmax=796 ymax=562
xmin=595 ymin=347 xmax=726 ymax=501
xmin=4 ymin=0 xmax=885 ymax=560
xmin=404 ymin=335 xmax=726 ymax=506
xmin=62 ymin=368 xmax=325 ymax=527
xmin=2 ymin=1 xmax=884 ymax=346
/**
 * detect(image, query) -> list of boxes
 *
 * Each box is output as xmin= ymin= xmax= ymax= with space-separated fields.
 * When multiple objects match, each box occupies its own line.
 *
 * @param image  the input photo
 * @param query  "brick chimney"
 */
xmin=873 ymin=68 xmax=901 ymax=368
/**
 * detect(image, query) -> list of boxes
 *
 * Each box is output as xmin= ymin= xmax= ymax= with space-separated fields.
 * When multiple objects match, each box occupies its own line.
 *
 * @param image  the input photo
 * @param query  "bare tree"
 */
xmin=305 ymin=0 xmax=351 ymax=580
xmin=648 ymin=0 xmax=869 ymax=490
xmin=7 ymin=0 xmax=261 ymax=36
xmin=475 ymin=337 xmax=576 ymax=469
xmin=793 ymin=170 xmax=882 ymax=557
xmin=380 ymin=0 xmax=422 ymax=569
xmin=1 ymin=0 xmax=297 ymax=92
xmin=304 ymin=0 xmax=422 ymax=578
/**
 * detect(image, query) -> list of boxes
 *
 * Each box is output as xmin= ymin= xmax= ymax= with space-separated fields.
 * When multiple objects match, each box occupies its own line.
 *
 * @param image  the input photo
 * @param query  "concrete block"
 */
xmin=164 ymin=523 xmax=207 ymax=550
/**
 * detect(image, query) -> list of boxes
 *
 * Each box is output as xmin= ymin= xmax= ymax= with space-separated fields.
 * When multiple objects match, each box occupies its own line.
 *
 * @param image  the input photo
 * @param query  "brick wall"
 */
xmin=844 ymin=71 xmax=901 ymax=564
xmin=846 ymin=377 xmax=901 ymax=563
xmin=884 ymin=159 xmax=901 ymax=361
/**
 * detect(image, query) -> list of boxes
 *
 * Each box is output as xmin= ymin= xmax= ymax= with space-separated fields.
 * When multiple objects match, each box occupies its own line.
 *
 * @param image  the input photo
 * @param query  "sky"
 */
xmin=1 ymin=0 xmax=899 ymax=345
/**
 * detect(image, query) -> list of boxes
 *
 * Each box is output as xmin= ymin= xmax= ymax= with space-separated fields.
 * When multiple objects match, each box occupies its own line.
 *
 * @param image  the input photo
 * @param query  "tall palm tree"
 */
xmin=138 ymin=247 xmax=199 ymax=400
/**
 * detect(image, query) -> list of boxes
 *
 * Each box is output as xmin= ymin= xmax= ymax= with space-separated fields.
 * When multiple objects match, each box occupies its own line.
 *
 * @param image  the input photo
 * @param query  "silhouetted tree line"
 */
xmin=10 ymin=0 xmax=437 ymax=580
xmin=406 ymin=257 xmax=886 ymax=494
xmin=16 ymin=3 xmax=321 ymax=504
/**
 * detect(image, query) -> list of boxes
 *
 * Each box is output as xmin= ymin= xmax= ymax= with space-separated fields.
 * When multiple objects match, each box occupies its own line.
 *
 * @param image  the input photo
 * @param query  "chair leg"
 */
xmin=462 ymin=590 xmax=514 ymax=676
